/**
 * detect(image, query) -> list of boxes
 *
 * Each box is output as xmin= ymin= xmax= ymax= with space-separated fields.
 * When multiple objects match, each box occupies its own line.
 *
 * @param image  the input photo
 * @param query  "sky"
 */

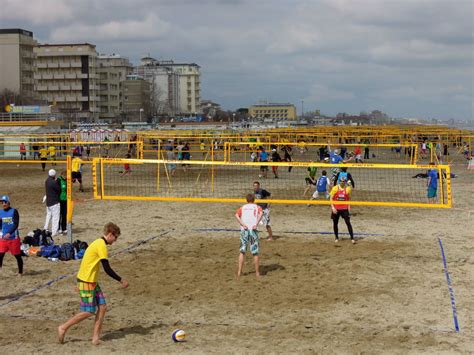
xmin=1 ymin=0 xmax=473 ymax=120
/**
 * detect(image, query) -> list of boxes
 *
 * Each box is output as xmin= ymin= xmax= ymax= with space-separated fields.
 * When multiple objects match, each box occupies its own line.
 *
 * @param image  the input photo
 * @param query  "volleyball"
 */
xmin=172 ymin=329 xmax=186 ymax=342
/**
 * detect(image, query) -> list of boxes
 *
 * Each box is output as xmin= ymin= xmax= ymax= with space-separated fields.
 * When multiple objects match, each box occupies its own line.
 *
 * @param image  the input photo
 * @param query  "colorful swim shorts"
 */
xmin=78 ymin=280 xmax=106 ymax=313
xmin=240 ymin=229 xmax=259 ymax=256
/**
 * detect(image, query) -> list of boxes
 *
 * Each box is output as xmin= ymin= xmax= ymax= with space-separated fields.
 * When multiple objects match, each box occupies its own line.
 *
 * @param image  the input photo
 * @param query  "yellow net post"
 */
xmin=66 ymin=155 xmax=73 ymax=242
xmin=156 ymin=140 xmax=161 ymax=191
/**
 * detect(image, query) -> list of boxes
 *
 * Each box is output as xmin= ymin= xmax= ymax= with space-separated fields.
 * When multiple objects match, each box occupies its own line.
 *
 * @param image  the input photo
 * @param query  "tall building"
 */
xmin=0 ymin=28 xmax=37 ymax=103
xmin=34 ymin=43 xmax=99 ymax=121
xmin=135 ymin=57 xmax=200 ymax=116
xmin=122 ymin=75 xmax=151 ymax=122
xmin=249 ymin=103 xmax=297 ymax=120
xmin=97 ymin=54 xmax=133 ymax=122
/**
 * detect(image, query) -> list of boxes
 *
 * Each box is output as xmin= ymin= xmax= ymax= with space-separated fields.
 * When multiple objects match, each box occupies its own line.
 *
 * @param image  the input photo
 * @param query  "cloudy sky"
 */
xmin=1 ymin=0 xmax=473 ymax=119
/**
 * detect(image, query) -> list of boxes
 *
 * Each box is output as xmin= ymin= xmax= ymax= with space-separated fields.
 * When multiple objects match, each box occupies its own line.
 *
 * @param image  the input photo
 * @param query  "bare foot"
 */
xmin=58 ymin=325 xmax=66 ymax=344
xmin=266 ymin=238 xmax=274 ymax=241
xmin=92 ymin=338 xmax=101 ymax=345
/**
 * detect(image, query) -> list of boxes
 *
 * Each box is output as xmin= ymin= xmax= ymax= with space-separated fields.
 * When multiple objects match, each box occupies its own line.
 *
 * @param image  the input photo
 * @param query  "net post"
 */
xmin=66 ymin=154 xmax=73 ymax=243
xmin=156 ymin=140 xmax=161 ymax=191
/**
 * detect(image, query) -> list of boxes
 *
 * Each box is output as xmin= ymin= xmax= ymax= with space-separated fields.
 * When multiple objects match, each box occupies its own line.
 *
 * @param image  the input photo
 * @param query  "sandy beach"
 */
xmin=0 ymin=159 xmax=473 ymax=354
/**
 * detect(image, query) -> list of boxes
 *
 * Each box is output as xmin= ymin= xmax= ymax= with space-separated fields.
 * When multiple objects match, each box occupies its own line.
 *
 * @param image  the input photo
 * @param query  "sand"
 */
xmin=0 ymin=159 xmax=473 ymax=354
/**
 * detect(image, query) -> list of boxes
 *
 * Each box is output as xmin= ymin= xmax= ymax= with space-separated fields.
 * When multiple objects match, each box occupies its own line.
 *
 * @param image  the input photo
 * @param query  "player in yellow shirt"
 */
xmin=39 ymin=146 xmax=48 ymax=171
xmin=58 ymin=222 xmax=128 ymax=345
xmin=71 ymin=153 xmax=84 ymax=192
xmin=48 ymin=145 xmax=57 ymax=165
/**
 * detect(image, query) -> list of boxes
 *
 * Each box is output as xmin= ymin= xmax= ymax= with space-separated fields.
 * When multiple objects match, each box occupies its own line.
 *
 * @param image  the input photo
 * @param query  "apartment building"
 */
xmin=136 ymin=57 xmax=200 ymax=116
xmin=249 ymin=103 xmax=297 ymax=120
xmin=0 ymin=28 xmax=37 ymax=102
xmin=122 ymin=75 xmax=151 ymax=122
xmin=97 ymin=54 xmax=133 ymax=122
xmin=34 ymin=43 xmax=99 ymax=121
xmin=170 ymin=62 xmax=200 ymax=115
xmin=135 ymin=57 xmax=180 ymax=116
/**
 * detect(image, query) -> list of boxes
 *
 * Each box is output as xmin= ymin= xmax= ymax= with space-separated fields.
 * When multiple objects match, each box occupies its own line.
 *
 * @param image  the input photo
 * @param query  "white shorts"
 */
xmin=312 ymin=190 xmax=330 ymax=199
xmin=259 ymin=208 xmax=271 ymax=226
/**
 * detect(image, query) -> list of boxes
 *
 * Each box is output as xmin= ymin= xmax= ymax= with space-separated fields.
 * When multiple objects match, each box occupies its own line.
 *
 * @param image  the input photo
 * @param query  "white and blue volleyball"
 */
xmin=172 ymin=329 xmax=186 ymax=342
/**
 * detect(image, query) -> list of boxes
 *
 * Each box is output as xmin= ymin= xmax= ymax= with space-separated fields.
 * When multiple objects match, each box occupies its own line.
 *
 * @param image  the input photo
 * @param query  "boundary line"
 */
xmin=193 ymin=228 xmax=384 ymax=237
xmin=437 ymin=237 xmax=460 ymax=333
xmin=0 ymin=230 xmax=170 ymax=309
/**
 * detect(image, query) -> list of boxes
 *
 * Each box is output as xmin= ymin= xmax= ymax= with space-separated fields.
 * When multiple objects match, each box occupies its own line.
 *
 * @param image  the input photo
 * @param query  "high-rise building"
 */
xmin=97 ymin=54 xmax=133 ymax=122
xmin=34 ymin=43 xmax=99 ymax=121
xmin=135 ymin=57 xmax=200 ymax=116
xmin=122 ymin=75 xmax=151 ymax=122
xmin=0 ymin=28 xmax=37 ymax=103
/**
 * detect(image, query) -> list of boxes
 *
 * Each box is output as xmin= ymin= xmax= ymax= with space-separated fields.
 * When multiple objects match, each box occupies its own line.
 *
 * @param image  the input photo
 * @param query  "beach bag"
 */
xmin=59 ymin=243 xmax=75 ymax=261
xmin=73 ymin=240 xmax=88 ymax=252
xmin=38 ymin=245 xmax=61 ymax=258
xmin=76 ymin=249 xmax=86 ymax=259
xmin=41 ymin=230 xmax=54 ymax=246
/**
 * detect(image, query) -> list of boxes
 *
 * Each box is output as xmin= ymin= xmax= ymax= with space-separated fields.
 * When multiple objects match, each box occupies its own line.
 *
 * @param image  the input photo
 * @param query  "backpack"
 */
xmin=33 ymin=229 xmax=43 ymax=246
xmin=59 ymin=243 xmax=75 ymax=261
xmin=73 ymin=240 xmax=88 ymax=252
xmin=38 ymin=245 xmax=61 ymax=258
xmin=41 ymin=230 xmax=54 ymax=246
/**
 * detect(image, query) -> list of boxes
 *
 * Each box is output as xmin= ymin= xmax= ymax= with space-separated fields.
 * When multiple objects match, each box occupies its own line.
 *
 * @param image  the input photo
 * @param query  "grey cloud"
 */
xmin=1 ymin=0 xmax=472 ymax=119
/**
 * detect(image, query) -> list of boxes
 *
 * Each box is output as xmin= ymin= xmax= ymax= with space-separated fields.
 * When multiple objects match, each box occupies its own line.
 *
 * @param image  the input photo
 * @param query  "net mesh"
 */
xmin=94 ymin=159 xmax=451 ymax=208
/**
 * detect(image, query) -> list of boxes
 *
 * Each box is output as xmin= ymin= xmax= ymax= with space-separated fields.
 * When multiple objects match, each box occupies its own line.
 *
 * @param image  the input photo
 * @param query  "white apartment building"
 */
xmin=34 ymin=43 xmax=99 ymax=121
xmin=0 ymin=28 xmax=37 ymax=102
xmin=97 ymin=54 xmax=133 ymax=122
xmin=136 ymin=57 xmax=200 ymax=116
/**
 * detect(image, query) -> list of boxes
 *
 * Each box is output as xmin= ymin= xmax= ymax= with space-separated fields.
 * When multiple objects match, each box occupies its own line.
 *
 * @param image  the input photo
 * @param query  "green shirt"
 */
xmin=308 ymin=167 xmax=317 ymax=178
xmin=58 ymin=176 xmax=67 ymax=201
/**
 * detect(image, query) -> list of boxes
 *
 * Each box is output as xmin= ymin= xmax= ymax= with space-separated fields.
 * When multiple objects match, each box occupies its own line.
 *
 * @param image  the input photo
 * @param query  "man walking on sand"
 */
xmin=0 ymin=195 xmax=23 ymax=276
xmin=253 ymin=181 xmax=273 ymax=241
xmin=235 ymin=194 xmax=263 ymax=277
xmin=58 ymin=222 xmax=129 ymax=345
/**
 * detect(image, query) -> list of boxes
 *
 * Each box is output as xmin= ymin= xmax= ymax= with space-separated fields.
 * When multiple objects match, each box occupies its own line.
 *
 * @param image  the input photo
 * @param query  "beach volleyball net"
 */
xmin=222 ymin=142 xmax=418 ymax=164
xmin=92 ymin=158 xmax=452 ymax=208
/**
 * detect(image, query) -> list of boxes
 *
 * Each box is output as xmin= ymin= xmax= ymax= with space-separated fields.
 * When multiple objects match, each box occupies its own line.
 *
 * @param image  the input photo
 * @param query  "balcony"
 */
xmin=54 ymin=73 xmax=65 ymax=79
xmin=66 ymin=96 xmax=77 ymax=102
xmin=48 ymin=85 xmax=59 ymax=91
xmin=36 ymin=62 xmax=48 ymax=69
xmin=34 ymin=73 xmax=42 ymax=80
xmin=59 ymin=62 xmax=70 ymax=68
xmin=79 ymin=96 xmax=89 ymax=102
xmin=59 ymin=84 xmax=71 ymax=90
xmin=36 ymin=85 xmax=48 ymax=91
xmin=71 ymin=84 xmax=82 ymax=90
xmin=47 ymin=62 xmax=59 ymax=68
xmin=54 ymin=96 xmax=66 ymax=102
xmin=77 ymin=73 xmax=88 ymax=79
xmin=42 ymin=73 xmax=53 ymax=80
xmin=65 ymin=73 xmax=76 ymax=79
xmin=70 ymin=61 xmax=81 ymax=68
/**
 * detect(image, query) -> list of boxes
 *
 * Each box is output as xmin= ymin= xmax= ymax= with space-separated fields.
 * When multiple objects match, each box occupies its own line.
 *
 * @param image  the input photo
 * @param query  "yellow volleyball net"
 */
xmin=92 ymin=158 xmax=452 ymax=208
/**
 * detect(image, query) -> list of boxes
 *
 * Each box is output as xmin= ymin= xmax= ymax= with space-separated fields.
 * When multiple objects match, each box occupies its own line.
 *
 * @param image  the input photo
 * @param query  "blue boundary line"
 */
xmin=437 ymin=237 xmax=460 ymax=333
xmin=0 ymin=230 xmax=170 ymax=309
xmin=194 ymin=228 xmax=384 ymax=237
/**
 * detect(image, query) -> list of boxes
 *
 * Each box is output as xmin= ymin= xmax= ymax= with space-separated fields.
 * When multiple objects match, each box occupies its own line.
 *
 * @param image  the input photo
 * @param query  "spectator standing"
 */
xmin=44 ymin=169 xmax=61 ymax=238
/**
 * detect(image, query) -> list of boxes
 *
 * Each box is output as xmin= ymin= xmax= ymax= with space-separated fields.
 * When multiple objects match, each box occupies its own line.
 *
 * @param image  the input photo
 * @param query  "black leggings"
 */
xmin=332 ymin=210 xmax=354 ymax=240
xmin=0 ymin=253 xmax=24 ymax=274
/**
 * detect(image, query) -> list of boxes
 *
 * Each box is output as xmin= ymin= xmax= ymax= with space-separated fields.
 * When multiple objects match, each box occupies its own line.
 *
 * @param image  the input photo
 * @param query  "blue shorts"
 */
xmin=427 ymin=187 xmax=437 ymax=198
xmin=240 ymin=229 xmax=259 ymax=256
